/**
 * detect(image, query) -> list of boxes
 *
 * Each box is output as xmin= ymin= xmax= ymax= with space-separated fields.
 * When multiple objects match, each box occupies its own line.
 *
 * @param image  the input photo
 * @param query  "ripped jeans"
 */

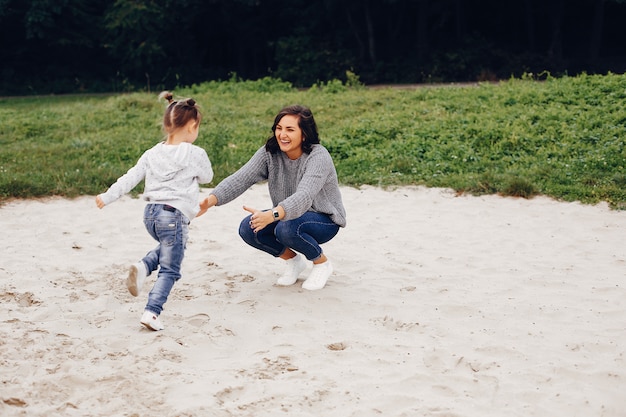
xmin=141 ymin=204 xmax=189 ymax=315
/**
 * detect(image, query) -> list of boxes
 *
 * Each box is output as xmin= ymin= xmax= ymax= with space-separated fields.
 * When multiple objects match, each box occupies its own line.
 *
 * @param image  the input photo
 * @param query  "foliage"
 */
xmin=2 ymin=0 xmax=626 ymax=95
xmin=2 ymin=73 xmax=626 ymax=209
xmin=273 ymin=35 xmax=356 ymax=87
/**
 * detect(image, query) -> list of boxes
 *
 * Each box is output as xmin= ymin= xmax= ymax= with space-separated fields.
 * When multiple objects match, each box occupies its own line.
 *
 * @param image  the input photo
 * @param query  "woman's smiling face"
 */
xmin=275 ymin=114 xmax=304 ymax=160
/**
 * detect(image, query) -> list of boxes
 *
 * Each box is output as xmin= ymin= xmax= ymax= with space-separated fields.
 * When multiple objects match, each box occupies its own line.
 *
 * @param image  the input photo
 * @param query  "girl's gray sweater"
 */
xmin=212 ymin=144 xmax=346 ymax=227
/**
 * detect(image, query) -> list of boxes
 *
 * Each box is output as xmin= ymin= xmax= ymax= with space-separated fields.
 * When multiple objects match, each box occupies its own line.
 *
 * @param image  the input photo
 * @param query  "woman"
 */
xmin=199 ymin=104 xmax=346 ymax=290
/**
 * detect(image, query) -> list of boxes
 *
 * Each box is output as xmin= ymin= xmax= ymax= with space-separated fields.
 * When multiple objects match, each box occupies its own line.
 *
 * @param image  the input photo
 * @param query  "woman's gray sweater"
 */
xmin=212 ymin=144 xmax=346 ymax=227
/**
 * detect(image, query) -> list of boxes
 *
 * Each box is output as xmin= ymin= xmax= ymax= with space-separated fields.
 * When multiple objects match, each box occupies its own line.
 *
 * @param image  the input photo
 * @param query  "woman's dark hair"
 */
xmin=158 ymin=91 xmax=202 ymax=134
xmin=265 ymin=105 xmax=320 ymax=154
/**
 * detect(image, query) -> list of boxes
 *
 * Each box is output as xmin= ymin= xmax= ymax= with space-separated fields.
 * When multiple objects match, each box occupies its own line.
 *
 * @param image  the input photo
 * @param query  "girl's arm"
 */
xmin=97 ymin=154 xmax=148 ymax=207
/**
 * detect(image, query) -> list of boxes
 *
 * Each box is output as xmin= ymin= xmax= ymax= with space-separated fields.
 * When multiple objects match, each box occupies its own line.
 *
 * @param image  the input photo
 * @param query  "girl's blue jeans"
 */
xmin=238 ymin=211 xmax=339 ymax=261
xmin=141 ymin=204 xmax=189 ymax=315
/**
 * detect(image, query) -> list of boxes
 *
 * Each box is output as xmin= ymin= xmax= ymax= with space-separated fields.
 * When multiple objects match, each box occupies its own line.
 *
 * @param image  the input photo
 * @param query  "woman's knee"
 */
xmin=274 ymin=221 xmax=296 ymax=244
xmin=238 ymin=216 xmax=255 ymax=243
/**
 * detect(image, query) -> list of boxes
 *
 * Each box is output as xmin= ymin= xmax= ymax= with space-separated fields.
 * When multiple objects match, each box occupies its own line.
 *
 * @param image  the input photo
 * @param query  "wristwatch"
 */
xmin=272 ymin=208 xmax=280 ymax=221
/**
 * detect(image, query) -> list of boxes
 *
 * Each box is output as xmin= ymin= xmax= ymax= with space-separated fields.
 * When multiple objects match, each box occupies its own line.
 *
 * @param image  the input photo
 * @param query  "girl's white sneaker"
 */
xmin=276 ymin=254 xmax=308 ymax=286
xmin=302 ymin=261 xmax=333 ymax=291
xmin=127 ymin=262 xmax=147 ymax=297
xmin=140 ymin=310 xmax=164 ymax=331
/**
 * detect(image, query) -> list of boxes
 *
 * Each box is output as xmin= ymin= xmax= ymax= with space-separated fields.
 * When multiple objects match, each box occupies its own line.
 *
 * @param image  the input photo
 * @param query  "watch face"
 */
xmin=273 ymin=210 xmax=279 ymax=218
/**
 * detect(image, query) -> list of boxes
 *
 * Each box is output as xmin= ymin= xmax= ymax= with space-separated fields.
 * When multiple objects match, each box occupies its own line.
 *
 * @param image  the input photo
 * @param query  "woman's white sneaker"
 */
xmin=140 ymin=310 xmax=164 ymax=331
xmin=127 ymin=262 xmax=147 ymax=297
xmin=276 ymin=254 xmax=308 ymax=286
xmin=302 ymin=261 xmax=333 ymax=291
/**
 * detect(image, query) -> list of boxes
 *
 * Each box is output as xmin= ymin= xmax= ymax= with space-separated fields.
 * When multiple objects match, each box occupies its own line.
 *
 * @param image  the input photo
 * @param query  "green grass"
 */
xmin=2 ymin=73 xmax=626 ymax=208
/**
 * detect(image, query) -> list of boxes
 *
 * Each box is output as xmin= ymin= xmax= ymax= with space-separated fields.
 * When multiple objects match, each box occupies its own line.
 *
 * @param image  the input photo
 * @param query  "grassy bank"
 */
xmin=1 ymin=73 xmax=626 ymax=208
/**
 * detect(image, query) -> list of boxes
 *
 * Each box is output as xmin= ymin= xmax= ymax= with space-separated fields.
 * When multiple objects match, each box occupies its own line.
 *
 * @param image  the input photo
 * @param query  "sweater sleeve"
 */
xmin=98 ymin=154 xmax=148 ymax=206
xmin=212 ymin=146 xmax=269 ymax=205
xmin=194 ymin=147 xmax=214 ymax=185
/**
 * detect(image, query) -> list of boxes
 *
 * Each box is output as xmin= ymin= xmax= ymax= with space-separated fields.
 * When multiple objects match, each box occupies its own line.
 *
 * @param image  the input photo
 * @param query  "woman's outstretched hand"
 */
xmin=243 ymin=205 xmax=273 ymax=233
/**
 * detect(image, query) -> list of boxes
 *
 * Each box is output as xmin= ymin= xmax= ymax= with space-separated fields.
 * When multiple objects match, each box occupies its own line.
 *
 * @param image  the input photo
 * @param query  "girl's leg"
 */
xmin=143 ymin=205 xmax=188 ymax=316
xmin=141 ymin=245 xmax=160 ymax=275
xmin=141 ymin=204 xmax=162 ymax=275
xmin=125 ymin=205 xmax=163 ymax=299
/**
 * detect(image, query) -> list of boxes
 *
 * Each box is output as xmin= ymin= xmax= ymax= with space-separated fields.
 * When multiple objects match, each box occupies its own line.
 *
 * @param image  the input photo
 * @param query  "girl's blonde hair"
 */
xmin=158 ymin=91 xmax=202 ymax=134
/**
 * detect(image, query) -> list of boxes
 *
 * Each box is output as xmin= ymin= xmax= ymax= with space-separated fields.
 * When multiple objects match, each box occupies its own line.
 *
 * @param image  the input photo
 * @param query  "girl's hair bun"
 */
xmin=158 ymin=91 xmax=175 ymax=103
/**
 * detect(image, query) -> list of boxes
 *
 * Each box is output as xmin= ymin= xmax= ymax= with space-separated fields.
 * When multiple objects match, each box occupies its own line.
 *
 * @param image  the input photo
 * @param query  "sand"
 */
xmin=1 ymin=184 xmax=624 ymax=416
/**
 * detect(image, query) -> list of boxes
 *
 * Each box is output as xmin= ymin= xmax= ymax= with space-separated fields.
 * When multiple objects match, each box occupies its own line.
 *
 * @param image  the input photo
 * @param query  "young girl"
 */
xmin=96 ymin=91 xmax=213 ymax=331
xmin=198 ymin=104 xmax=346 ymax=290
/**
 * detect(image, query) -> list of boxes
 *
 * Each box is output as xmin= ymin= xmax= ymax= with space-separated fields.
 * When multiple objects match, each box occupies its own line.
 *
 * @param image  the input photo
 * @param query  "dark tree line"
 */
xmin=1 ymin=0 xmax=626 ymax=95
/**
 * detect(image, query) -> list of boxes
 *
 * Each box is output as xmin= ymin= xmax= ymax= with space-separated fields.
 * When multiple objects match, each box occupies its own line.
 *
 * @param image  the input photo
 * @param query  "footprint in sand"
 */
xmin=238 ymin=355 xmax=298 ymax=380
xmin=186 ymin=313 xmax=210 ymax=328
xmin=0 ymin=290 xmax=41 ymax=307
xmin=371 ymin=315 xmax=420 ymax=331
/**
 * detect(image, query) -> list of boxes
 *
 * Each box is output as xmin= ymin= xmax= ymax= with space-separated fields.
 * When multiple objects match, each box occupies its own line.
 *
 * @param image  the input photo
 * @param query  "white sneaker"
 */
xmin=140 ymin=310 xmax=164 ymax=331
xmin=276 ymin=254 xmax=308 ymax=286
xmin=127 ymin=262 xmax=147 ymax=297
xmin=302 ymin=261 xmax=333 ymax=291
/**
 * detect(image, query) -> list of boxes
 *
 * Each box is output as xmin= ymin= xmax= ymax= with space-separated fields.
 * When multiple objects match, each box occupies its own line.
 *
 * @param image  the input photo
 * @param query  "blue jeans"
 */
xmin=238 ymin=211 xmax=339 ymax=261
xmin=141 ymin=204 xmax=189 ymax=315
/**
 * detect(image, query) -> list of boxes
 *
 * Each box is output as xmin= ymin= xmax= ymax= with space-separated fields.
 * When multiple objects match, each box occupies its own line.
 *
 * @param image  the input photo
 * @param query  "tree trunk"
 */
xmin=344 ymin=5 xmax=365 ymax=62
xmin=364 ymin=0 xmax=376 ymax=65
xmin=523 ymin=0 xmax=535 ymax=53
xmin=416 ymin=0 xmax=429 ymax=62
xmin=547 ymin=0 xmax=565 ymax=62
xmin=454 ymin=0 xmax=464 ymax=42
xmin=589 ymin=0 xmax=605 ymax=63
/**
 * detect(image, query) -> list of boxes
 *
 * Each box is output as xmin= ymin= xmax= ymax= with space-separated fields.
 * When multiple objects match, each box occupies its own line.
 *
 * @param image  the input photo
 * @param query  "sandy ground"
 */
xmin=1 ymin=184 xmax=624 ymax=417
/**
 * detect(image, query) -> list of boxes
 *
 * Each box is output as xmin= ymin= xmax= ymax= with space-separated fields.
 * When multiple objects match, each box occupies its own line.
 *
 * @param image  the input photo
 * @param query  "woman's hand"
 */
xmin=95 ymin=195 xmax=105 ymax=209
xmin=243 ymin=205 xmax=273 ymax=233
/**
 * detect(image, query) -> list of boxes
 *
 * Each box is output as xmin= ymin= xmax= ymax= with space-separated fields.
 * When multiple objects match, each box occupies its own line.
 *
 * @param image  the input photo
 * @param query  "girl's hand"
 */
xmin=95 ymin=195 xmax=105 ymax=209
xmin=197 ymin=197 xmax=210 ymax=217
xmin=196 ymin=194 xmax=218 ymax=217
xmin=243 ymin=205 xmax=272 ymax=233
